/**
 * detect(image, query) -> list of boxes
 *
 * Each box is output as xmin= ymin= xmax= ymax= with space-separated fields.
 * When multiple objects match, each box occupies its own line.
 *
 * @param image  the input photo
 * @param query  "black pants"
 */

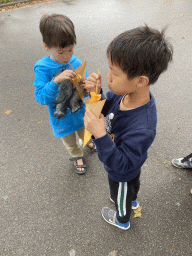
xmin=108 ymin=173 xmax=140 ymax=223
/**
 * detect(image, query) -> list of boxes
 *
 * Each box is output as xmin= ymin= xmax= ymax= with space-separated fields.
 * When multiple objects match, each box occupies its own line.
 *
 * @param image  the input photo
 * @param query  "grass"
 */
xmin=0 ymin=0 xmax=10 ymax=3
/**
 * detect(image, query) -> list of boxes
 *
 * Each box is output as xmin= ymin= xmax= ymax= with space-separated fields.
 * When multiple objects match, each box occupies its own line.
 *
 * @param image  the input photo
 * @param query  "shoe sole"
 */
xmin=132 ymin=204 xmax=139 ymax=210
xmin=171 ymin=160 xmax=185 ymax=169
xmin=101 ymin=210 xmax=130 ymax=230
xmin=110 ymin=197 xmax=115 ymax=203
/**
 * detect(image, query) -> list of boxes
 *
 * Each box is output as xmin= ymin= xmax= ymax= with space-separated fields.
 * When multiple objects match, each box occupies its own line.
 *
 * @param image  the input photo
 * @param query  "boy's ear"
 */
xmin=138 ymin=76 xmax=149 ymax=87
xmin=43 ymin=42 xmax=49 ymax=51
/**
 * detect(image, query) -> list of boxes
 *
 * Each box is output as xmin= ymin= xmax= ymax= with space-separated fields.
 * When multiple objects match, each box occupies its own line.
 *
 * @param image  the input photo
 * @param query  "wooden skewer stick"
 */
xmin=69 ymin=63 xmax=78 ymax=77
xmin=96 ymin=69 xmax=100 ymax=94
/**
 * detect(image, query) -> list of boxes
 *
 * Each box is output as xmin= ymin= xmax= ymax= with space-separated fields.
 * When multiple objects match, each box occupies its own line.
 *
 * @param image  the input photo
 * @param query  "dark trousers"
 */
xmin=108 ymin=173 xmax=140 ymax=223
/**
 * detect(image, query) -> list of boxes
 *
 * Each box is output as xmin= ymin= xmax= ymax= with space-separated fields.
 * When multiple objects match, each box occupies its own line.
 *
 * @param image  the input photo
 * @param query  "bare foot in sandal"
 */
xmin=69 ymin=157 xmax=87 ymax=174
xmin=76 ymin=158 xmax=85 ymax=172
xmin=87 ymin=141 xmax=97 ymax=152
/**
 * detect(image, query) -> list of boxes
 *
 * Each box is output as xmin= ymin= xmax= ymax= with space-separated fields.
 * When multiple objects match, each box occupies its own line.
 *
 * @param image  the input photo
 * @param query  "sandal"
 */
xmin=87 ymin=141 xmax=97 ymax=152
xmin=69 ymin=157 xmax=87 ymax=175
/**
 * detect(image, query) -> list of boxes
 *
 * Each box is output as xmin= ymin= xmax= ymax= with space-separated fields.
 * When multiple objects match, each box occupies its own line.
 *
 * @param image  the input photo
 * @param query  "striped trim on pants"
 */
xmin=108 ymin=173 xmax=140 ymax=223
xmin=117 ymin=182 xmax=128 ymax=217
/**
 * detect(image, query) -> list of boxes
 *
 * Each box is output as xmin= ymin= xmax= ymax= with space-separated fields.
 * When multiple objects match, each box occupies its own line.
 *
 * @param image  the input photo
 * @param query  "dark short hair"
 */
xmin=39 ymin=14 xmax=76 ymax=48
xmin=107 ymin=25 xmax=173 ymax=84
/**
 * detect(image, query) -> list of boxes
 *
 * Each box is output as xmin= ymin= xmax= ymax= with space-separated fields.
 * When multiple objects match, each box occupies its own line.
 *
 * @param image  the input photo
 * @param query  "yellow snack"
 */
xmin=83 ymin=68 xmax=104 ymax=147
xmin=87 ymin=92 xmax=101 ymax=103
xmin=69 ymin=60 xmax=86 ymax=101
xmin=77 ymin=74 xmax=82 ymax=80
xmin=71 ymin=74 xmax=82 ymax=88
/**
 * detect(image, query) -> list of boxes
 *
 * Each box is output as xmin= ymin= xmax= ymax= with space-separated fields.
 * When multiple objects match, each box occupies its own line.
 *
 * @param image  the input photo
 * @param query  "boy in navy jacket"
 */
xmin=84 ymin=25 xmax=173 ymax=230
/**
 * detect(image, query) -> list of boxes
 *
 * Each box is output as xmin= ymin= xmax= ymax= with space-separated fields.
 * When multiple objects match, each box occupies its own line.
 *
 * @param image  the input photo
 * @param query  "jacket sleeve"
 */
xmin=34 ymin=66 xmax=59 ymax=105
xmin=101 ymin=90 xmax=114 ymax=116
xmin=93 ymin=128 xmax=156 ymax=174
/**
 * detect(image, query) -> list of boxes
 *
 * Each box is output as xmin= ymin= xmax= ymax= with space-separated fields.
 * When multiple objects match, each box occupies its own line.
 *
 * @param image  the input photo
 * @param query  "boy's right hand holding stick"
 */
xmin=85 ymin=71 xmax=102 ymax=94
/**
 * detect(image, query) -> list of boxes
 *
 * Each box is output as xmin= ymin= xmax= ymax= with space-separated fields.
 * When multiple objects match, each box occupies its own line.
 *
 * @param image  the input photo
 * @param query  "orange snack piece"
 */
xmin=87 ymin=92 xmax=101 ymax=103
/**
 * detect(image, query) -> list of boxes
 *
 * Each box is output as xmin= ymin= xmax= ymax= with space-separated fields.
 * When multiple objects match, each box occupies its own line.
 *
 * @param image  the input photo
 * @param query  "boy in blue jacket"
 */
xmin=84 ymin=25 xmax=173 ymax=229
xmin=34 ymin=14 xmax=94 ymax=174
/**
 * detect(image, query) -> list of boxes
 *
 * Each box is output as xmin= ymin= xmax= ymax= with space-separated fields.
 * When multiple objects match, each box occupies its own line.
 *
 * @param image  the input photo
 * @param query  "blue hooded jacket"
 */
xmin=34 ymin=56 xmax=88 ymax=137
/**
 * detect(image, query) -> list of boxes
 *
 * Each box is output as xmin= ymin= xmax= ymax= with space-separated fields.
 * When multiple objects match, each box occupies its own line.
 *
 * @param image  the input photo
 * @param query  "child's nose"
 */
xmin=66 ymin=53 xmax=72 ymax=59
xmin=107 ymin=72 xmax=111 ymax=81
xmin=65 ymin=55 xmax=72 ymax=62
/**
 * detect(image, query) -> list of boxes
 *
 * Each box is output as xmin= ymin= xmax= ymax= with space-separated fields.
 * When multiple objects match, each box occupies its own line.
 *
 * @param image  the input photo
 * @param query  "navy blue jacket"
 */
xmin=93 ymin=91 xmax=157 ymax=182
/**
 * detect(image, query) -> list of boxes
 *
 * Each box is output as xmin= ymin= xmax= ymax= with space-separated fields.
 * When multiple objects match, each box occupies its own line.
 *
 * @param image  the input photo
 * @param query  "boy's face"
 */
xmin=107 ymin=57 xmax=139 ymax=95
xmin=44 ymin=43 xmax=74 ymax=64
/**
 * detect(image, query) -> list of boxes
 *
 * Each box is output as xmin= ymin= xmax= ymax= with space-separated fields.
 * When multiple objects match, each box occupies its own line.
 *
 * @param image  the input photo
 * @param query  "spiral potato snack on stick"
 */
xmin=87 ymin=70 xmax=101 ymax=103
xmin=87 ymin=91 xmax=101 ymax=103
xmin=83 ymin=70 xmax=106 ymax=147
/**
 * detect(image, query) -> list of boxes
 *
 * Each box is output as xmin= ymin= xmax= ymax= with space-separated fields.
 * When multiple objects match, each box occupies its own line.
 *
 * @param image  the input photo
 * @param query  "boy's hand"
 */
xmin=54 ymin=70 xmax=76 ymax=84
xmin=84 ymin=107 xmax=106 ymax=139
xmin=85 ymin=72 xmax=102 ymax=93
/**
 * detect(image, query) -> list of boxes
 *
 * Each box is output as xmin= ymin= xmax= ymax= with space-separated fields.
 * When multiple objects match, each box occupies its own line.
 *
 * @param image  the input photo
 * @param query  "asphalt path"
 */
xmin=0 ymin=0 xmax=192 ymax=255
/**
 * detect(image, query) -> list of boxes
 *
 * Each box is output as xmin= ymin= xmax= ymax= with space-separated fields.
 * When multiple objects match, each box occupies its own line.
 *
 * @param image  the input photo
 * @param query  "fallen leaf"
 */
xmin=181 ymin=37 xmax=185 ymax=39
xmin=37 ymin=121 xmax=42 ymax=124
xmin=133 ymin=206 xmax=142 ymax=218
xmin=5 ymin=110 xmax=12 ymax=114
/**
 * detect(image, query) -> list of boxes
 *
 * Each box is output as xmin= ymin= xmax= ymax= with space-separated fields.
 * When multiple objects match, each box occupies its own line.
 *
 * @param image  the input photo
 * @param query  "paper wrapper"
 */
xmin=83 ymin=99 xmax=106 ymax=147
xmin=71 ymin=60 xmax=86 ymax=101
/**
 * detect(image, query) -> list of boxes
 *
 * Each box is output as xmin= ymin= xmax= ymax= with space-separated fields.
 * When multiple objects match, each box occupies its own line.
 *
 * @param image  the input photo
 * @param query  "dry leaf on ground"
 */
xmin=5 ymin=110 xmax=12 ymax=114
xmin=133 ymin=206 xmax=142 ymax=218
